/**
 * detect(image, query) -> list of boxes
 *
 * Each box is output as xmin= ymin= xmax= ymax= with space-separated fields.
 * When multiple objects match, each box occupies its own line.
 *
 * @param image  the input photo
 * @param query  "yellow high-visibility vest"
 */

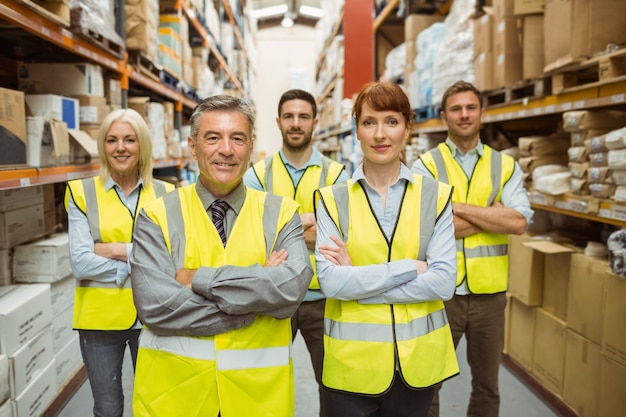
xmin=252 ymin=152 xmax=345 ymax=289
xmin=315 ymin=176 xmax=459 ymax=394
xmin=133 ymin=185 xmax=299 ymax=417
xmin=65 ymin=177 xmax=174 ymax=330
xmin=419 ymin=143 xmax=515 ymax=293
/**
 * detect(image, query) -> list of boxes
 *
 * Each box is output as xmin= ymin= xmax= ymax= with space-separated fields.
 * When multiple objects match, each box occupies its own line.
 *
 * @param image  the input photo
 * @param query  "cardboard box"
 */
xmin=103 ymin=76 xmax=123 ymax=106
xmin=473 ymin=10 xmax=494 ymax=57
xmin=544 ymin=0 xmax=626 ymax=70
xmin=474 ymin=52 xmax=495 ymax=91
xmin=514 ymin=0 xmax=544 ymax=15
xmin=508 ymin=234 xmax=544 ymax=306
xmin=532 ymin=308 xmax=566 ymax=395
xmin=9 ymin=327 xmax=54 ymax=398
xmin=566 ymin=254 xmax=609 ymax=345
xmin=0 ymin=284 xmax=52 ymax=356
xmin=404 ymin=13 xmax=445 ymax=41
xmin=18 ymin=62 xmax=104 ymax=97
xmin=563 ymin=330 xmax=600 ymax=417
xmin=522 ymin=14 xmax=544 ymax=79
xmin=492 ymin=0 xmax=515 ymax=18
xmin=69 ymin=129 xmax=98 ymax=163
xmin=0 ymin=86 xmax=27 ymax=166
xmin=54 ymin=334 xmax=82 ymax=388
xmin=602 ymin=271 xmax=626 ymax=367
xmin=599 ymin=356 xmax=626 ymax=417
xmin=507 ymin=297 xmax=537 ymax=371
xmin=11 ymin=359 xmax=56 ymax=417
xmin=494 ymin=52 xmax=523 ymax=89
xmin=0 ymin=250 xmax=11 ymax=286
xmin=71 ymin=95 xmax=108 ymax=125
xmin=524 ymin=240 xmax=575 ymax=320
xmin=12 ymin=233 xmax=71 ymax=283
xmin=0 ymin=203 xmax=45 ymax=250
xmin=0 ymin=186 xmax=43 ymax=213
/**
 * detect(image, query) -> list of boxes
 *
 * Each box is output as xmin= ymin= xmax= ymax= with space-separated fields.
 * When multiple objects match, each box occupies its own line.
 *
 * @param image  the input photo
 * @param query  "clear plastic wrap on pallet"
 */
xmin=414 ymin=22 xmax=447 ymax=108
xmin=69 ymin=0 xmax=123 ymax=47
xmin=431 ymin=0 xmax=476 ymax=107
xmin=384 ymin=42 xmax=407 ymax=83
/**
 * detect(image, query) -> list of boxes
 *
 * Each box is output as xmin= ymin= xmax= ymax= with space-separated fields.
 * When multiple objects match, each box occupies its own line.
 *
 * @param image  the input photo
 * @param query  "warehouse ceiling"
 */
xmin=249 ymin=0 xmax=323 ymax=29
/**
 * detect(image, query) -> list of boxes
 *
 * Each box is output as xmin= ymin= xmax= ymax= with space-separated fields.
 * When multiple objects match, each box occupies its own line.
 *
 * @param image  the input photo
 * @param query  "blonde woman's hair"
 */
xmin=97 ymin=108 xmax=154 ymax=186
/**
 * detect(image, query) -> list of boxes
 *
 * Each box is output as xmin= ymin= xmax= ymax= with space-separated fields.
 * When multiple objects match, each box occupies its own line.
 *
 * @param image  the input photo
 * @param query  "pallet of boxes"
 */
xmin=506 ymin=107 xmax=626 ymax=417
xmin=0 ymin=188 xmax=80 ymax=417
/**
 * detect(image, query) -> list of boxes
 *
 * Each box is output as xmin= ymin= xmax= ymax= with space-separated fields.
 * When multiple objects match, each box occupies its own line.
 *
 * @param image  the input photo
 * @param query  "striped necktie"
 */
xmin=211 ymin=200 xmax=228 ymax=246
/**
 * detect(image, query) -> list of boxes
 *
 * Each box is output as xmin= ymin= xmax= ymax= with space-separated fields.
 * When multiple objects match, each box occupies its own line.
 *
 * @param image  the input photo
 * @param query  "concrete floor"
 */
xmin=58 ymin=335 xmax=560 ymax=417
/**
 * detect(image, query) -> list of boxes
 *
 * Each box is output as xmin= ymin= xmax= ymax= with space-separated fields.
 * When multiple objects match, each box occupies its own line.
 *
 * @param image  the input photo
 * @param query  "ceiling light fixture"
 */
xmin=281 ymin=12 xmax=296 ymax=28
xmin=299 ymin=5 xmax=324 ymax=18
xmin=251 ymin=4 xmax=288 ymax=19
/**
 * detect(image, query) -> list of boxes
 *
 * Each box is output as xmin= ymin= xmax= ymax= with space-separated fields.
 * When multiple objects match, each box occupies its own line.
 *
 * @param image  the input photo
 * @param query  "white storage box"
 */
xmin=0 ymin=400 xmax=11 ymax=417
xmin=50 ymin=274 xmax=74 ymax=316
xmin=9 ymin=327 xmax=54 ymax=398
xmin=52 ymin=304 xmax=75 ymax=354
xmin=12 ymin=233 xmax=71 ymax=283
xmin=0 ymin=354 xmax=8 ymax=404
xmin=11 ymin=359 xmax=56 ymax=417
xmin=0 ymin=284 xmax=52 ymax=356
xmin=54 ymin=334 xmax=82 ymax=388
xmin=25 ymin=94 xmax=79 ymax=130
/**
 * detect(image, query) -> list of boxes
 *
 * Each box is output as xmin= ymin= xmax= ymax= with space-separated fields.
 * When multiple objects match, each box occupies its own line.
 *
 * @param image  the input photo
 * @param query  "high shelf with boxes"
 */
xmin=0 ymin=1 xmax=253 ymax=416
xmin=408 ymin=1 xmax=626 ymax=416
xmin=316 ymin=0 xmax=408 ymax=173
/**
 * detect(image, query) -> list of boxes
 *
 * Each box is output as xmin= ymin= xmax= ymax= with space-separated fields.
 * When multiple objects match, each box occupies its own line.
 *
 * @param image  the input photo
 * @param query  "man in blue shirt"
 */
xmin=244 ymin=89 xmax=349 ymax=416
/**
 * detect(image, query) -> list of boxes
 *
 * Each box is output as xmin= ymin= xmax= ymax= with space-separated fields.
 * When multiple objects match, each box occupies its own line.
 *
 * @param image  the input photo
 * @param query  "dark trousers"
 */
xmin=79 ymin=329 xmax=140 ymax=417
xmin=428 ymin=292 xmax=507 ymax=417
xmin=292 ymin=298 xmax=326 ymax=417
xmin=324 ymin=373 xmax=435 ymax=417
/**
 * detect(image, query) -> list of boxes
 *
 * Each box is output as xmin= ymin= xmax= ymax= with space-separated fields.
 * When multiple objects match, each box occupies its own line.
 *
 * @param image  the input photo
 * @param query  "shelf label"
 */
xmin=611 ymin=205 xmax=626 ymax=221
xmin=574 ymin=100 xmax=586 ymax=109
xmin=612 ymin=94 xmax=625 ymax=104
xmin=20 ymin=178 xmax=31 ymax=187
xmin=561 ymin=102 xmax=572 ymax=111
xmin=568 ymin=199 xmax=588 ymax=213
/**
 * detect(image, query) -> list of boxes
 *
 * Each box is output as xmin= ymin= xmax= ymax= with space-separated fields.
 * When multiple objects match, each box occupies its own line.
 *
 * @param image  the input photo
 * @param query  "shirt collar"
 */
xmin=105 ymin=176 xmax=143 ymax=192
xmin=278 ymin=147 xmax=323 ymax=169
xmin=195 ymin=180 xmax=246 ymax=215
xmin=445 ymin=137 xmax=484 ymax=157
xmin=352 ymin=163 xmax=414 ymax=186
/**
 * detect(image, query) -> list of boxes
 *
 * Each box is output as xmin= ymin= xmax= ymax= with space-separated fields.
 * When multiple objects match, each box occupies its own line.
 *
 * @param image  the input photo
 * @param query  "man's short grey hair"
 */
xmin=189 ymin=95 xmax=256 ymax=140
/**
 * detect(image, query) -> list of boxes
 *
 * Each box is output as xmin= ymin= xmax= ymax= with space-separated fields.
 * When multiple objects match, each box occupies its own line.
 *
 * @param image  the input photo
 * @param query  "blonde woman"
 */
xmin=65 ymin=108 xmax=174 ymax=417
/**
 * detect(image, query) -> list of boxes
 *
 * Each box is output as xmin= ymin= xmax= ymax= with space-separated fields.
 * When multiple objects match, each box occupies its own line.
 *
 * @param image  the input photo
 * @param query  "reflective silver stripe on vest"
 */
xmin=487 ymin=151 xmax=502 ymax=206
xmin=262 ymin=155 xmax=274 ymax=189
xmin=76 ymin=279 xmax=132 ymax=288
xmin=139 ymin=328 xmax=291 ymax=369
xmin=456 ymin=239 xmax=464 ymax=252
xmin=139 ymin=328 xmax=215 ymax=360
xmin=465 ymin=244 xmax=508 ymax=259
xmin=328 ymin=183 xmax=350 ymax=241
xmin=164 ymin=191 xmax=186 ymax=269
xmin=416 ymin=178 xmax=438 ymax=261
xmin=82 ymin=177 xmax=102 ymax=242
xmin=325 ymin=307 xmax=448 ymax=342
xmin=217 ymin=345 xmax=291 ymax=370
xmin=152 ymin=180 xmax=169 ymax=197
xmin=429 ymin=147 xmax=449 ymax=184
xmin=319 ymin=158 xmax=332 ymax=187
